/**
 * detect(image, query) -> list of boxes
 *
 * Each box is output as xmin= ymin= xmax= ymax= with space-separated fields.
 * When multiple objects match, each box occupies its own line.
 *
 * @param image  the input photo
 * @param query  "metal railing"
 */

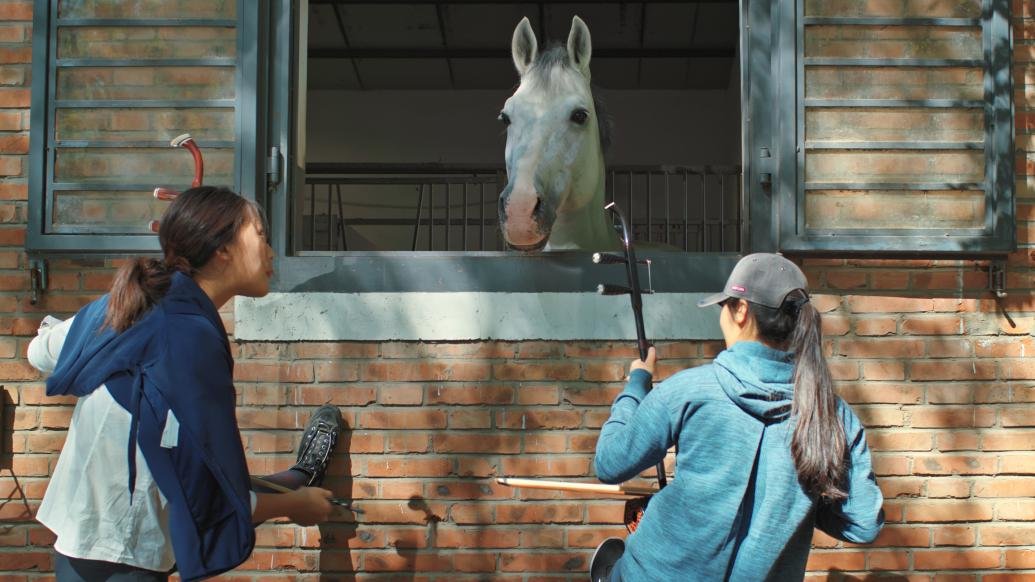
xmin=301 ymin=163 xmax=741 ymax=252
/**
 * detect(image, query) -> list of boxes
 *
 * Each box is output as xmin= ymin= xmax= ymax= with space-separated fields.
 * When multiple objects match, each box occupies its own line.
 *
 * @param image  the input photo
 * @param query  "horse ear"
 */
xmin=511 ymin=17 xmax=538 ymax=77
xmin=567 ymin=15 xmax=592 ymax=79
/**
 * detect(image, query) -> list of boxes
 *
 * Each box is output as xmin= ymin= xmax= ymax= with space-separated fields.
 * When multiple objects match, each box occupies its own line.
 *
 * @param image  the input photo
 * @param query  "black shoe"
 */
xmin=292 ymin=404 xmax=344 ymax=486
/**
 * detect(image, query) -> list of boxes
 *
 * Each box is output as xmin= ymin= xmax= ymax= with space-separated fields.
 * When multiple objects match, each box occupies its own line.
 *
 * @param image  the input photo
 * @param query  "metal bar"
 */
xmin=682 ymin=170 xmax=688 ymax=251
xmin=336 ymin=184 xmax=348 ymax=251
xmin=802 ymin=17 xmax=980 ymax=26
xmin=306 ymin=162 xmax=742 ymax=174
xmin=700 ymin=173 xmax=707 ymax=251
xmin=664 ymin=172 xmax=670 ymax=245
xmin=55 ymin=140 xmax=235 ymax=149
xmin=646 ymin=171 xmax=652 ymax=242
xmin=309 ymin=0 xmax=737 ymax=4
xmin=309 ymin=183 xmax=316 ymax=251
xmin=330 ymin=0 xmax=365 ymax=91
xmin=327 ymin=217 xmax=492 ymax=226
xmin=48 ymin=224 xmax=157 ymax=234
xmin=463 ymin=182 xmax=468 ymax=251
xmin=986 ymin=0 xmax=1015 ymax=248
xmin=802 ymin=227 xmax=986 ymax=236
xmin=802 ymin=98 xmax=983 ymax=108
xmin=411 ymin=184 xmax=425 ymax=252
xmin=309 ymin=47 xmax=737 ymax=59
xmin=637 ymin=2 xmax=647 ymax=88
xmin=51 ymin=182 xmax=189 ymax=190
xmin=54 ymin=99 xmax=237 ymax=108
xmin=735 ymin=173 xmax=742 ymax=253
xmin=428 ymin=183 xmax=434 ymax=250
xmin=479 ymin=182 xmax=485 ymax=250
xmin=626 ymin=171 xmax=632 ymax=239
xmin=307 ymin=176 xmax=497 ymax=185
xmin=445 ymin=182 xmax=451 ymax=251
xmin=718 ymin=174 xmax=725 ymax=252
xmin=804 ymin=182 xmax=985 ymax=190
xmin=55 ymin=18 xmax=237 ymax=27
xmin=805 ymin=141 xmax=984 ymax=150
xmin=435 ymin=3 xmax=455 ymax=89
xmin=56 ymin=58 xmax=236 ymax=67
xmin=326 ymin=183 xmax=332 ymax=251
xmin=804 ymin=57 xmax=982 ymax=67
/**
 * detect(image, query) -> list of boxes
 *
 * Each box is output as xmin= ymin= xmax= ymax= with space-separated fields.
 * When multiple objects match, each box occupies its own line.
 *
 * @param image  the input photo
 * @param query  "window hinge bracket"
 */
xmin=29 ymin=258 xmax=48 ymax=305
xmin=266 ymin=145 xmax=282 ymax=187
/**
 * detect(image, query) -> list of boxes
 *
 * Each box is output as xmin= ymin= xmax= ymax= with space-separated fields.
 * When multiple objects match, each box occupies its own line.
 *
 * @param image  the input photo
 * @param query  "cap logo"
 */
xmin=731 ymin=284 xmax=746 ymax=293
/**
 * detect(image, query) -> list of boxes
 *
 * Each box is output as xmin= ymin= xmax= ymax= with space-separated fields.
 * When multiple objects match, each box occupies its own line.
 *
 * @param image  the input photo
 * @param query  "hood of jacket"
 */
xmin=712 ymin=340 xmax=796 ymax=422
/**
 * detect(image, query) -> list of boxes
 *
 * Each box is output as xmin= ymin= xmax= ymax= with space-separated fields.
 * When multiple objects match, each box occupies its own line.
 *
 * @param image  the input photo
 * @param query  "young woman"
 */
xmin=28 ymin=186 xmax=339 ymax=582
xmin=593 ymin=253 xmax=885 ymax=581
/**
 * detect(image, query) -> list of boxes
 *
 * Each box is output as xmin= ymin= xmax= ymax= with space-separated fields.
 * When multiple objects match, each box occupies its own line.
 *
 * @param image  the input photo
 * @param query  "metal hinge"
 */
xmin=989 ymin=259 xmax=1007 ymax=299
xmin=29 ymin=258 xmax=48 ymax=305
xmin=266 ymin=145 xmax=282 ymax=187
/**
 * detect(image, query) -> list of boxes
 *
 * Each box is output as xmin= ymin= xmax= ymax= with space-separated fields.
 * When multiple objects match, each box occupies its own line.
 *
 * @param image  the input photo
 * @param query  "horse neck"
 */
xmin=546 ymin=159 xmax=621 ymax=251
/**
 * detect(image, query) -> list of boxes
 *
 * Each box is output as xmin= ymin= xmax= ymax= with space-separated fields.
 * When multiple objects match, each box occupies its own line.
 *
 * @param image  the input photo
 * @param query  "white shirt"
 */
xmin=30 ymin=316 xmax=175 ymax=571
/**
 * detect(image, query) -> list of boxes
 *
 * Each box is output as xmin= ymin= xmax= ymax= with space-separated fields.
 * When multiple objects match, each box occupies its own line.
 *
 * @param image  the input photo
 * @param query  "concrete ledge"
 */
xmin=235 ymin=292 xmax=723 ymax=342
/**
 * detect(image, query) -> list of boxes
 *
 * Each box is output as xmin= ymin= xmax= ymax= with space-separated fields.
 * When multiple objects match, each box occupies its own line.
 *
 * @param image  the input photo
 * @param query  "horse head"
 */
xmin=498 ymin=16 xmax=619 ymax=251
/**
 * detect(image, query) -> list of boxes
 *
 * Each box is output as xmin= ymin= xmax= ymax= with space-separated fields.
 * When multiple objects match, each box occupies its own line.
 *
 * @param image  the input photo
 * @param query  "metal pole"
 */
xmin=335 ymin=184 xmax=348 ymax=251
xmin=682 ymin=169 xmax=688 ymax=251
xmin=309 ymin=183 xmax=315 ymax=251
xmin=411 ymin=184 xmax=425 ymax=251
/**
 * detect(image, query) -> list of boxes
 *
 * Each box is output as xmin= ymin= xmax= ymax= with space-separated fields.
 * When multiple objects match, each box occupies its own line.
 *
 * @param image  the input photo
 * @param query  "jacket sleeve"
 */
xmin=27 ymin=315 xmax=75 ymax=373
xmin=594 ymin=369 xmax=673 ymax=484
xmin=814 ymin=405 xmax=885 ymax=543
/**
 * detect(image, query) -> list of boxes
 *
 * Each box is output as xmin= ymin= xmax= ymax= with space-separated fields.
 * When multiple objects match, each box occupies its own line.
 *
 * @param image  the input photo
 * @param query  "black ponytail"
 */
xmin=732 ymin=290 xmax=847 ymax=500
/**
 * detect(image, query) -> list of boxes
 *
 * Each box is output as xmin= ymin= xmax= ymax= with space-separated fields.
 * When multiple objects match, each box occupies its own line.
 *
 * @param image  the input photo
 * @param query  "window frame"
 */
xmin=262 ymin=0 xmax=744 ymax=295
xmin=26 ymin=0 xmax=263 ymax=255
xmin=772 ymin=0 xmax=1015 ymax=256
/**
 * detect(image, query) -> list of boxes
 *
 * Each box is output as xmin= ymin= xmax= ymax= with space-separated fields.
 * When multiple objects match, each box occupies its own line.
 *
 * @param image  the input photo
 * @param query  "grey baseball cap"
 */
xmin=697 ymin=253 xmax=808 ymax=309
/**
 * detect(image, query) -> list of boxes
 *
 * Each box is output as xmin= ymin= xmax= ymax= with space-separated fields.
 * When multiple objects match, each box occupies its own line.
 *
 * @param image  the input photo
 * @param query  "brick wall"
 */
xmin=2 ymin=1 xmax=1035 ymax=580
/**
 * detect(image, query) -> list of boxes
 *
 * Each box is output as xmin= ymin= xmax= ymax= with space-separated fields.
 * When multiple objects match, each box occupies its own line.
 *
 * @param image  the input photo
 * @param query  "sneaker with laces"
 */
xmin=292 ymin=404 xmax=344 ymax=486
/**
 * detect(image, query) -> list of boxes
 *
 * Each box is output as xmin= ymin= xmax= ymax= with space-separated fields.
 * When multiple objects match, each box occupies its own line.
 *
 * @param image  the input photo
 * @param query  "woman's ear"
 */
xmin=211 ymin=244 xmax=233 ymax=269
xmin=731 ymin=300 xmax=751 ymax=326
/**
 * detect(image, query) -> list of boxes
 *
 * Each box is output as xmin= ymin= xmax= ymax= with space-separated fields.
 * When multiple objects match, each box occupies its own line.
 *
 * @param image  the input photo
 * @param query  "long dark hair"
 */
xmin=731 ymin=291 xmax=847 ymax=500
xmin=105 ymin=186 xmax=256 ymax=332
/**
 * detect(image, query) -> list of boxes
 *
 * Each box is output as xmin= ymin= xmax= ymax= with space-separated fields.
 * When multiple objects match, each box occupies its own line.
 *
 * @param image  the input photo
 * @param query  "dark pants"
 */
xmin=54 ymin=552 xmax=171 ymax=582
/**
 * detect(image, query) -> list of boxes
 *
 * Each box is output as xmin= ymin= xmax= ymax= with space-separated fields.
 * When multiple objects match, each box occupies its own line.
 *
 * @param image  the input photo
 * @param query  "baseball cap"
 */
xmin=697 ymin=253 xmax=808 ymax=309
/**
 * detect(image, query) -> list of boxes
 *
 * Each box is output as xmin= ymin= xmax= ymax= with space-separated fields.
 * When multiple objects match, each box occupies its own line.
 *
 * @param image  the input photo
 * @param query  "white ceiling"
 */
xmin=306 ymin=1 xmax=739 ymax=90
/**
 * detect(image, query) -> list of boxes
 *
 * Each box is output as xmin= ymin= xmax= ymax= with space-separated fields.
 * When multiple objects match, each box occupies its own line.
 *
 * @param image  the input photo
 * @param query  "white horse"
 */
xmin=497 ymin=16 xmax=621 ymax=252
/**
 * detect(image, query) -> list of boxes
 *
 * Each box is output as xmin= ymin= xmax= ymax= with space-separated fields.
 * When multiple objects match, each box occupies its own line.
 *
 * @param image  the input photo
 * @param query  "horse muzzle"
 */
xmin=499 ymin=187 xmax=554 ymax=251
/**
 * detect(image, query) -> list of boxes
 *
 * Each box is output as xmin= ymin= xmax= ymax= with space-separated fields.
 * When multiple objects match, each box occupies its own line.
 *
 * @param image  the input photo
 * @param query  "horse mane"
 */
xmin=527 ymin=44 xmax=613 ymax=153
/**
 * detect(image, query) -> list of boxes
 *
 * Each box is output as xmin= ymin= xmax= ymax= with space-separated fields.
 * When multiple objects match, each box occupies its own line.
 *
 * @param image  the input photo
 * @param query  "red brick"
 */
xmin=432 ymin=433 xmax=520 ymax=454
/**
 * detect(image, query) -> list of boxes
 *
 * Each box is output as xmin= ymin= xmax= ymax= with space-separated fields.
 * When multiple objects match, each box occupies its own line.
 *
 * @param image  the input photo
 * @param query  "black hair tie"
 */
xmin=784 ymin=293 xmax=810 ymax=315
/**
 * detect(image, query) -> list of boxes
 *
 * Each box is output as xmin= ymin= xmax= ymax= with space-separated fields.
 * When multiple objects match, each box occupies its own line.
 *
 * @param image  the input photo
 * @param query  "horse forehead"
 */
xmin=514 ymin=65 xmax=592 ymax=106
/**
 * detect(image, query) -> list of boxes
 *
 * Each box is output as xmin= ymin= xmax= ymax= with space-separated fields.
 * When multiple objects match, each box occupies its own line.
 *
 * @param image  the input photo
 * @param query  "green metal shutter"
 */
xmin=27 ymin=0 xmax=262 ymax=254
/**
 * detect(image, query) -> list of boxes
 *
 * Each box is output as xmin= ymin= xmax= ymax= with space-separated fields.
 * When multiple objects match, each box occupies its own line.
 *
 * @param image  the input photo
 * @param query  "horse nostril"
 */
xmin=533 ymin=197 xmax=543 ymax=216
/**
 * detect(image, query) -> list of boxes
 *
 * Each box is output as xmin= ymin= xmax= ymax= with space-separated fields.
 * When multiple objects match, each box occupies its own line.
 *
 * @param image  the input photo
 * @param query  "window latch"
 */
xmin=267 ymin=145 xmax=282 ymax=187
xmin=29 ymin=259 xmax=47 ymax=305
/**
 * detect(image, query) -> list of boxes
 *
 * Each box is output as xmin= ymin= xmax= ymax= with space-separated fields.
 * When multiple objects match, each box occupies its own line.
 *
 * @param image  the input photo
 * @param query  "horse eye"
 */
xmin=498 ymin=112 xmax=511 ymax=126
xmin=570 ymin=109 xmax=589 ymax=125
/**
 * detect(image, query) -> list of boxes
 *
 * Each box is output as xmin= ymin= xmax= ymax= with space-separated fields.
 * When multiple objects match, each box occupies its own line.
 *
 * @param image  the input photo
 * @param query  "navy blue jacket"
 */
xmin=47 ymin=273 xmax=254 ymax=581
xmin=595 ymin=341 xmax=884 ymax=581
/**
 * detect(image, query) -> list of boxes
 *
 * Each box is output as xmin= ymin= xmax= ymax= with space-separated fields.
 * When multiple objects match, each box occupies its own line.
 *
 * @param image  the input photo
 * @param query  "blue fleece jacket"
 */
xmin=595 ymin=341 xmax=884 ymax=581
xmin=46 ymin=273 xmax=254 ymax=581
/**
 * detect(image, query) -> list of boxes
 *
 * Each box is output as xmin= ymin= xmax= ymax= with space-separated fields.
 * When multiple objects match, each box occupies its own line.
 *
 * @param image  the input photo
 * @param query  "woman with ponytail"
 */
xmin=27 ymin=187 xmax=342 ymax=581
xmin=594 ymin=253 xmax=884 ymax=581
